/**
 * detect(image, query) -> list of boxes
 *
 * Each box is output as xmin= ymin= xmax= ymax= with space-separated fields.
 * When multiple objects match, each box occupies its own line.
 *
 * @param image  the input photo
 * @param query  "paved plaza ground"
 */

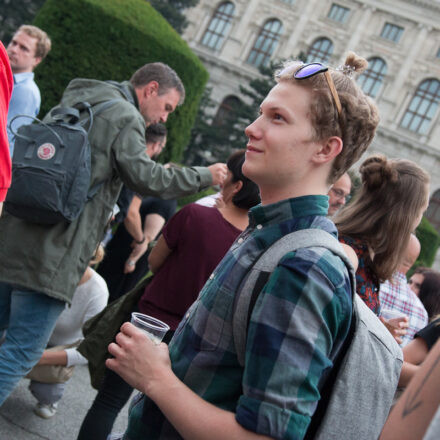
xmin=0 ymin=365 xmax=132 ymax=440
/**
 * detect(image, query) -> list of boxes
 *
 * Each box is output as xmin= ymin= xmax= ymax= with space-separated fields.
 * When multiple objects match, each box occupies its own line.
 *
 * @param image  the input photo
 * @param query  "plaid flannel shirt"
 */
xmin=379 ymin=271 xmax=428 ymax=346
xmin=124 ymin=196 xmax=352 ymax=440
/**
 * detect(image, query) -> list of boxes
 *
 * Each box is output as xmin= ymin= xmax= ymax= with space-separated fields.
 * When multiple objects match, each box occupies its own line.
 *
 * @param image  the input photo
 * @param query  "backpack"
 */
xmin=233 ymin=229 xmax=403 ymax=440
xmin=5 ymin=82 xmax=134 ymax=225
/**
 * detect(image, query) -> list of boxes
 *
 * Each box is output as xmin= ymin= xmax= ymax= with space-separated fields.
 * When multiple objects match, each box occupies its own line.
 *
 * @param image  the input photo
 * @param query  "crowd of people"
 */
xmin=0 ymin=22 xmax=439 ymax=440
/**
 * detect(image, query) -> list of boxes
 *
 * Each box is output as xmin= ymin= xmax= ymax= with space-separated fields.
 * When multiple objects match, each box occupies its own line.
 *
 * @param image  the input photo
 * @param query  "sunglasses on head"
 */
xmin=278 ymin=62 xmax=343 ymax=130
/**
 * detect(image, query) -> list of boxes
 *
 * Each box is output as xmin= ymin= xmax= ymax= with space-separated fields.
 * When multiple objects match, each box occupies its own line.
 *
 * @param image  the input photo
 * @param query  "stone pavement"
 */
xmin=0 ymin=365 xmax=132 ymax=440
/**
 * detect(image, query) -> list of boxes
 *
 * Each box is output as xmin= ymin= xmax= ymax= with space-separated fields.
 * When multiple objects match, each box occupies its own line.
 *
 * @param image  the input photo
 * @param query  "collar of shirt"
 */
xmin=248 ymin=195 xmax=329 ymax=229
xmin=13 ymin=72 xmax=35 ymax=85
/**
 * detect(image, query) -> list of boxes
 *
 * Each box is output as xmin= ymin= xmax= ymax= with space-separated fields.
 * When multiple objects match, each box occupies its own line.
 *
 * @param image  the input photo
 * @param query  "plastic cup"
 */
xmin=130 ymin=313 xmax=170 ymax=345
xmin=380 ymin=308 xmax=408 ymax=321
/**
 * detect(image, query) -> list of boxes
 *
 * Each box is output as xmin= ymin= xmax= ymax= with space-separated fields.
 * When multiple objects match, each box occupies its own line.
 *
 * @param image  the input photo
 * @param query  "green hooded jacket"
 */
xmin=0 ymin=79 xmax=212 ymax=303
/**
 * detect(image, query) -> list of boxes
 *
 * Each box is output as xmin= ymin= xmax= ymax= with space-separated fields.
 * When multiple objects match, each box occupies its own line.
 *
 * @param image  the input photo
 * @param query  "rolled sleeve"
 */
xmin=236 ymin=249 xmax=352 ymax=440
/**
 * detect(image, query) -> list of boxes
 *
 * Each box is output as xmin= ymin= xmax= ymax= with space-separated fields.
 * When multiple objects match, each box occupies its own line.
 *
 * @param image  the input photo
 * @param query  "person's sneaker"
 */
xmin=34 ymin=402 xmax=58 ymax=419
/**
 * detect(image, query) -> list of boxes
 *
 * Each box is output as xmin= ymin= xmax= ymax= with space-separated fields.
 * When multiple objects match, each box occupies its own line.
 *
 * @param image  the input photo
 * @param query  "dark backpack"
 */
xmin=5 ymin=83 xmax=134 ymax=225
xmin=233 ymin=229 xmax=403 ymax=440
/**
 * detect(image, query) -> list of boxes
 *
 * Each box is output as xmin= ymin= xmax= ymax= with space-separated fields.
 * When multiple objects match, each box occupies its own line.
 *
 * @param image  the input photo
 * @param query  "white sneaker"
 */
xmin=34 ymin=402 xmax=58 ymax=419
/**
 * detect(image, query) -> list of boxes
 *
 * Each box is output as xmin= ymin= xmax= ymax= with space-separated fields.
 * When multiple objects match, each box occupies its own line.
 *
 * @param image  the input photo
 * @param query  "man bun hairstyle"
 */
xmin=17 ymin=24 xmax=51 ymax=59
xmin=130 ymin=62 xmax=185 ymax=105
xmin=276 ymin=51 xmax=380 ymax=183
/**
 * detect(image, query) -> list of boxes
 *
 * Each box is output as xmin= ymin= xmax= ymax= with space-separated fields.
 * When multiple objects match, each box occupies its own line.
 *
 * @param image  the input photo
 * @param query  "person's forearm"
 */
xmin=124 ymin=211 xmax=144 ymax=243
xmin=398 ymin=361 xmax=420 ymax=387
xmin=380 ymin=339 xmax=440 ymax=440
xmin=38 ymin=350 xmax=68 ymax=366
xmin=143 ymin=214 xmax=165 ymax=243
xmin=146 ymin=369 xmax=272 ymax=440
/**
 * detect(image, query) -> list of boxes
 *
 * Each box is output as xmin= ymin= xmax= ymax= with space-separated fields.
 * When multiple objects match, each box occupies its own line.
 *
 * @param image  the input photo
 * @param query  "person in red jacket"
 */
xmin=0 ymin=41 xmax=12 ymax=215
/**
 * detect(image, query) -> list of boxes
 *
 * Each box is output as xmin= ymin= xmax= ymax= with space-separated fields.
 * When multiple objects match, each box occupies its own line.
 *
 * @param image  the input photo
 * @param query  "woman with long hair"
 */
xmin=335 ymin=154 xmax=430 ymax=316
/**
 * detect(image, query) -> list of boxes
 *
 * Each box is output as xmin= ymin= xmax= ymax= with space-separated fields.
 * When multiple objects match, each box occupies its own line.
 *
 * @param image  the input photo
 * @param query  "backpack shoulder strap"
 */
xmin=233 ymin=228 xmax=355 ymax=367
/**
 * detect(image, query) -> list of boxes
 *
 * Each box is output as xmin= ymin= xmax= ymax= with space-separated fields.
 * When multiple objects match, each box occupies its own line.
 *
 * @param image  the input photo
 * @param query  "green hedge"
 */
xmin=414 ymin=216 xmax=440 ymax=269
xmin=33 ymin=0 xmax=208 ymax=163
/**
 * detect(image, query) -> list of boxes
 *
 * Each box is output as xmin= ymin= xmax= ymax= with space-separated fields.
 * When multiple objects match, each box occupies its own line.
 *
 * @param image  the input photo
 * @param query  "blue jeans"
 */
xmin=0 ymin=282 xmax=64 ymax=406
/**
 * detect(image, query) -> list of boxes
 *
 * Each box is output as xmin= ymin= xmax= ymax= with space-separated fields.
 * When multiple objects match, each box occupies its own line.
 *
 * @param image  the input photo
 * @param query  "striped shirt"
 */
xmin=379 ymin=271 xmax=428 ymax=346
xmin=124 ymin=195 xmax=353 ymax=440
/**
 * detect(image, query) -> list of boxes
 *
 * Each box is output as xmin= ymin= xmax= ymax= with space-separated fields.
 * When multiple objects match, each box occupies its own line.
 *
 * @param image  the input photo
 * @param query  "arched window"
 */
xmin=247 ymin=19 xmax=283 ymax=68
xmin=357 ymin=57 xmax=387 ymax=98
xmin=426 ymin=189 xmax=440 ymax=233
xmin=201 ymin=2 xmax=235 ymax=50
xmin=212 ymin=95 xmax=241 ymax=127
xmin=306 ymin=38 xmax=333 ymax=63
xmin=400 ymin=78 xmax=440 ymax=134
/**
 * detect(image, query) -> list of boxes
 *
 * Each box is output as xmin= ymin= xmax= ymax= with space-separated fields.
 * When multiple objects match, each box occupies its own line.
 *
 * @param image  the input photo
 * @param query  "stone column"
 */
xmin=282 ymin=0 xmax=321 ymax=54
xmin=232 ymin=0 xmax=262 ymax=42
xmin=387 ymin=24 xmax=430 ymax=101
xmin=344 ymin=5 xmax=375 ymax=54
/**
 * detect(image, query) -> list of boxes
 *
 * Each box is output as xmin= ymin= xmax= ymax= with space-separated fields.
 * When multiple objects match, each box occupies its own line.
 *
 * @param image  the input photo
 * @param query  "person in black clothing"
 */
xmin=98 ymin=124 xmax=176 ymax=302
xmin=98 ymin=196 xmax=176 ymax=302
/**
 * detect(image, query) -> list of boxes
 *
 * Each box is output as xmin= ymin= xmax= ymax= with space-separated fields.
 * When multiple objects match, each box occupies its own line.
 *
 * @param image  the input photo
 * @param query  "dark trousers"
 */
xmin=77 ymin=330 xmax=174 ymax=440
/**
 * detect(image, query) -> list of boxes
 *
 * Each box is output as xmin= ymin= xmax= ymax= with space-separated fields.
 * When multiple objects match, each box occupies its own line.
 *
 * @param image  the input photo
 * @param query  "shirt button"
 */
xmin=186 ymin=313 xmax=190 ymax=318
xmin=256 ymin=224 xmax=262 ymax=230
xmin=209 ymin=274 xmax=214 ymax=280
xmin=238 ymin=238 xmax=244 ymax=244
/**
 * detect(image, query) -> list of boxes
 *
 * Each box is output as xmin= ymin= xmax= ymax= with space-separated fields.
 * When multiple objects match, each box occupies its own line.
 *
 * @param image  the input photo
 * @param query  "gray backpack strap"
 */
xmin=233 ymin=228 xmax=355 ymax=367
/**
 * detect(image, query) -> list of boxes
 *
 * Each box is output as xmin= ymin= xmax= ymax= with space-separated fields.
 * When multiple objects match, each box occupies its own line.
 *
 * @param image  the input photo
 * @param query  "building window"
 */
xmin=380 ymin=22 xmax=404 ymax=43
xmin=357 ymin=57 xmax=387 ymax=98
xmin=400 ymin=78 xmax=440 ymax=135
xmin=201 ymin=2 xmax=235 ymax=51
xmin=437 ymin=47 xmax=440 ymax=59
xmin=280 ymin=0 xmax=295 ymax=4
xmin=212 ymin=95 xmax=242 ymax=127
xmin=327 ymin=4 xmax=350 ymax=23
xmin=426 ymin=190 xmax=440 ymax=233
xmin=247 ymin=19 xmax=283 ymax=68
xmin=306 ymin=38 xmax=333 ymax=63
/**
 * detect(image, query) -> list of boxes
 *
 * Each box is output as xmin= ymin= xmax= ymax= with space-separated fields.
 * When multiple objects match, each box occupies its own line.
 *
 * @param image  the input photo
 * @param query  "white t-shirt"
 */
xmin=48 ymin=269 xmax=109 ymax=366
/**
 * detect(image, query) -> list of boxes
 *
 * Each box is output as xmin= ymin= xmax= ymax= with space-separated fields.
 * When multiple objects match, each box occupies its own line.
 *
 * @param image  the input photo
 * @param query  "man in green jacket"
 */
xmin=0 ymin=62 xmax=226 ymax=405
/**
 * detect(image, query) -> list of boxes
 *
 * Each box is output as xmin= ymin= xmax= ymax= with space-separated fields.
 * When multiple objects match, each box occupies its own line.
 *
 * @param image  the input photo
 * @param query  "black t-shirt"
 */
xmin=415 ymin=317 xmax=440 ymax=350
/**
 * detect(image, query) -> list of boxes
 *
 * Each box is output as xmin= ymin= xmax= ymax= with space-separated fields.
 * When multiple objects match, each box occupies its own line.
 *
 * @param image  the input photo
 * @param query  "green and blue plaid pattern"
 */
xmin=124 ymin=195 xmax=352 ymax=440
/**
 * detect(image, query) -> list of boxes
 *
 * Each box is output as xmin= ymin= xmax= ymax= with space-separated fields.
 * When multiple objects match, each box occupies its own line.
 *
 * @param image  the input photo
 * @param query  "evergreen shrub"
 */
xmin=33 ymin=0 xmax=208 ymax=163
xmin=415 ymin=216 xmax=440 ymax=269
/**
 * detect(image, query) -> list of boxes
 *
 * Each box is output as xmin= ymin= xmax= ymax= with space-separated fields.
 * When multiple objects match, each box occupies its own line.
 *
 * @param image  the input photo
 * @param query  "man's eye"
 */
xmin=274 ymin=114 xmax=284 ymax=121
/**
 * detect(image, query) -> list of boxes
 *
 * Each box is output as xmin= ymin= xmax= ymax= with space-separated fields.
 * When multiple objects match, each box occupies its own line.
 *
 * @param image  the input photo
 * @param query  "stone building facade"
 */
xmin=182 ymin=0 xmax=440 ymax=235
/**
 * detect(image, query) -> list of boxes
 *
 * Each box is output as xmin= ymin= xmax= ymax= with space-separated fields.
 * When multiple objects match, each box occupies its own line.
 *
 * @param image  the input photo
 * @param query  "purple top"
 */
xmin=138 ymin=203 xmax=241 ymax=330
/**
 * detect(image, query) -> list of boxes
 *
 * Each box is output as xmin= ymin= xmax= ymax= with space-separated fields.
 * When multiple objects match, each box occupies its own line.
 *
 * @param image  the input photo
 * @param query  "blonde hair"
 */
xmin=276 ymin=52 xmax=379 ymax=183
xmin=335 ymin=155 xmax=430 ymax=282
xmin=16 ymin=25 xmax=51 ymax=59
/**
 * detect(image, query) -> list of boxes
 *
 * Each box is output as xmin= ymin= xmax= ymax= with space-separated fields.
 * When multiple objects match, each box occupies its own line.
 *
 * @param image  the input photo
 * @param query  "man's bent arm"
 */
xmin=107 ymin=323 xmax=273 ymax=440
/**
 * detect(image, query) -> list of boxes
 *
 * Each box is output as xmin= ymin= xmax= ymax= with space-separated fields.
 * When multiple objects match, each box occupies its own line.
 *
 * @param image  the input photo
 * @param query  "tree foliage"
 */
xmin=0 ymin=0 xmax=46 ymax=44
xmin=33 ymin=0 xmax=208 ymax=164
xmin=149 ymin=0 xmax=199 ymax=34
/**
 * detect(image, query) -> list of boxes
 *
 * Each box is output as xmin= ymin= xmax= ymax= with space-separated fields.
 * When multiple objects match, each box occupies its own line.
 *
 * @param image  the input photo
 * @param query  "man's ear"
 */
xmin=32 ymin=56 xmax=42 ymax=69
xmin=312 ymin=136 xmax=343 ymax=165
xmin=144 ymin=81 xmax=159 ymax=98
